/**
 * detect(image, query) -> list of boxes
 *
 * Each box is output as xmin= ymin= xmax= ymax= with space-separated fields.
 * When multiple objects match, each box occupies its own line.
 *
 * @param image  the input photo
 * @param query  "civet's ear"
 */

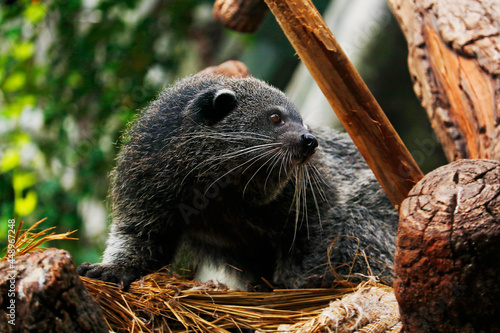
xmin=191 ymin=88 xmax=237 ymax=125
xmin=213 ymin=89 xmax=237 ymax=115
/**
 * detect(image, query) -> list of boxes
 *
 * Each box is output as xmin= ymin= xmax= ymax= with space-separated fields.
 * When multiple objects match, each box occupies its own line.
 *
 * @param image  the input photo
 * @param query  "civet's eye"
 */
xmin=270 ymin=113 xmax=282 ymax=124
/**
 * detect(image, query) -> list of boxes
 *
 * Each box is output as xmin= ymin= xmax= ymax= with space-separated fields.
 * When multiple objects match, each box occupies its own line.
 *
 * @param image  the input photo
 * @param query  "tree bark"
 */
xmin=395 ymin=159 xmax=500 ymax=332
xmin=387 ymin=0 xmax=500 ymax=161
xmin=0 ymin=248 xmax=107 ymax=333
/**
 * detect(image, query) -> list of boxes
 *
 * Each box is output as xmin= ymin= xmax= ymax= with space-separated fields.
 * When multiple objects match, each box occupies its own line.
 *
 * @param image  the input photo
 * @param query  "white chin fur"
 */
xmin=195 ymin=262 xmax=249 ymax=291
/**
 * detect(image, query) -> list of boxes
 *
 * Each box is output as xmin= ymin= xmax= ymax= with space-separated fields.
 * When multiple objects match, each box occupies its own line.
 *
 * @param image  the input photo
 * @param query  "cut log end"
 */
xmin=199 ymin=60 xmax=250 ymax=78
xmin=213 ymin=0 xmax=268 ymax=33
xmin=0 ymin=249 xmax=107 ymax=332
xmin=395 ymin=159 xmax=500 ymax=332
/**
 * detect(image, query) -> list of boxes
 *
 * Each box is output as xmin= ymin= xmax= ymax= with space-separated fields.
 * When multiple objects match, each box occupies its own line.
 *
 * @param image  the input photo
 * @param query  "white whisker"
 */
xmin=203 ymin=147 xmax=277 ymax=196
xmin=180 ymin=142 xmax=281 ymax=185
xmin=242 ymin=148 xmax=283 ymax=197
xmin=305 ymin=165 xmax=322 ymax=228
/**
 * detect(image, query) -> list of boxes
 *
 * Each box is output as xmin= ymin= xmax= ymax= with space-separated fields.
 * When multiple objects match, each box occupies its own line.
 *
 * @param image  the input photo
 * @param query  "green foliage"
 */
xmin=0 ymin=0 xmax=230 ymax=262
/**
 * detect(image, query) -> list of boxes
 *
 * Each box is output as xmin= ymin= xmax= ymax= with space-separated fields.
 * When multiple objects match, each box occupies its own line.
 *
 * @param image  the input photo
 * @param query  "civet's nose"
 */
xmin=300 ymin=133 xmax=318 ymax=156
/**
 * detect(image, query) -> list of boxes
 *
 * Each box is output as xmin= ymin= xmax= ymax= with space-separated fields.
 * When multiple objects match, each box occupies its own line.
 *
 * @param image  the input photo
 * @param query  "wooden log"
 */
xmin=213 ymin=0 xmax=268 ymax=33
xmin=387 ymin=0 xmax=500 ymax=161
xmin=198 ymin=59 xmax=250 ymax=78
xmin=395 ymin=159 xmax=500 ymax=332
xmin=263 ymin=0 xmax=423 ymax=209
xmin=0 ymin=248 xmax=107 ymax=333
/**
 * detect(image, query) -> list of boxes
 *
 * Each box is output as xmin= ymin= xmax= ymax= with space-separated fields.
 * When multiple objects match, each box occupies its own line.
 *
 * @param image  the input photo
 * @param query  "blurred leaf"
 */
xmin=11 ymin=171 xmax=38 ymax=217
xmin=14 ymin=190 xmax=37 ymax=217
xmin=0 ymin=149 xmax=20 ymax=173
xmin=13 ymin=172 xmax=36 ymax=194
xmin=4 ymin=103 xmax=24 ymax=117
xmin=13 ymin=42 xmax=35 ymax=61
xmin=24 ymin=3 xmax=47 ymax=24
xmin=12 ymin=132 xmax=31 ymax=145
xmin=2 ymin=25 xmax=22 ymax=40
xmin=2 ymin=95 xmax=36 ymax=117
xmin=67 ymin=71 xmax=83 ymax=88
xmin=3 ymin=72 xmax=26 ymax=91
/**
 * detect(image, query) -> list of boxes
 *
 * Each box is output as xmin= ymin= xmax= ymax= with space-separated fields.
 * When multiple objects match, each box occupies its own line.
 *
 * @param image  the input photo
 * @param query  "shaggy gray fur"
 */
xmin=78 ymin=74 xmax=398 ymax=290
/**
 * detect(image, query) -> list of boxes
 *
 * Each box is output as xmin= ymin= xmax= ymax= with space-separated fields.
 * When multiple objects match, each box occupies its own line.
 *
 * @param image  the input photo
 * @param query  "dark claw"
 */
xmin=77 ymin=262 xmax=142 ymax=290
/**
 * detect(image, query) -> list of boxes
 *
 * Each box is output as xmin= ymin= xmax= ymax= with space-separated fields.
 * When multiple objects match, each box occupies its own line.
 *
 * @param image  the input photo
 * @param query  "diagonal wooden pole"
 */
xmin=264 ymin=0 xmax=423 ymax=210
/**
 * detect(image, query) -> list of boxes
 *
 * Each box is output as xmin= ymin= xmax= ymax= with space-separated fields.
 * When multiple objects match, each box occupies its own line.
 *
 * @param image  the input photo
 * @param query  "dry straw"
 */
xmin=5 ymin=219 xmax=401 ymax=332
xmin=1 ymin=217 xmax=78 ymax=261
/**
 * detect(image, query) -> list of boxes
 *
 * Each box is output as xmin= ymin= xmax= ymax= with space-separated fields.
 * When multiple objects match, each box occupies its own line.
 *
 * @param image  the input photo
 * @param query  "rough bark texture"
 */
xmin=395 ymin=159 xmax=500 ymax=332
xmin=0 ymin=248 xmax=107 ymax=333
xmin=387 ymin=0 xmax=500 ymax=161
xmin=263 ymin=0 xmax=423 ymax=209
xmin=213 ymin=0 xmax=268 ymax=33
